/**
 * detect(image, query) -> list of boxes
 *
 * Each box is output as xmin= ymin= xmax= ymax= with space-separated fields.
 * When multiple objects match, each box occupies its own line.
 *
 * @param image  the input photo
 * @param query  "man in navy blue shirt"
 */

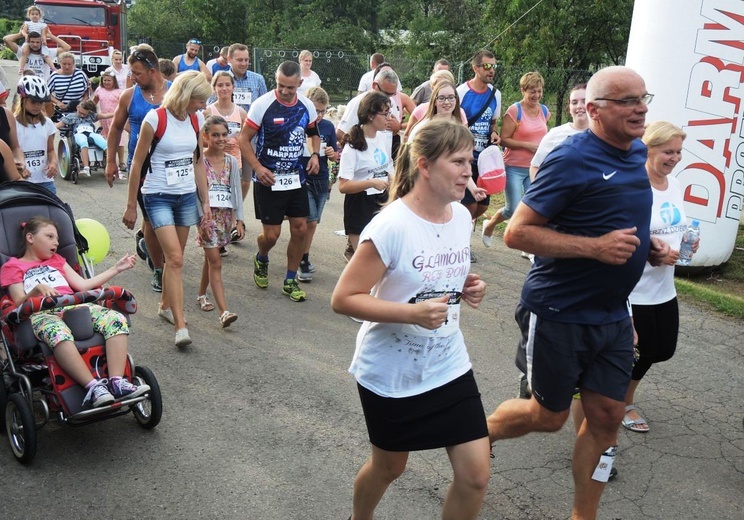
xmin=486 ymin=66 xmax=670 ymax=519
xmin=239 ymin=61 xmax=320 ymax=303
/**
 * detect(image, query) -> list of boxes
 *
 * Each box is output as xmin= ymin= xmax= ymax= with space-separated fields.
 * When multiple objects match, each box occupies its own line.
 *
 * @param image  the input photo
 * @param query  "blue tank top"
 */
xmin=177 ymin=54 xmax=201 ymax=73
xmin=127 ymin=82 xmax=172 ymax=159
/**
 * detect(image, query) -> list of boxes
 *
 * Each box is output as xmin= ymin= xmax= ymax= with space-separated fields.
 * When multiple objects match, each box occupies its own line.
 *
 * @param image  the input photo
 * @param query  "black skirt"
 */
xmin=357 ymin=370 xmax=488 ymax=452
xmin=344 ymin=190 xmax=386 ymax=235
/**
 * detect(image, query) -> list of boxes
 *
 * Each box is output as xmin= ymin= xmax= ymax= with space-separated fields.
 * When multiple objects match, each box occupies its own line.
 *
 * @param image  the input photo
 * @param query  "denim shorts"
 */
xmin=306 ymin=178 xmax=329 ymax=223
xmin=143 ymin=191 xmax=200 ymax=229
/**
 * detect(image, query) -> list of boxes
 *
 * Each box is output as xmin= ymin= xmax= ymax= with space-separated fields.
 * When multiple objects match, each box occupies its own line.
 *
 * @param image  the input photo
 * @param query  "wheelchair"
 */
xmin=57 ymin=122 xmax=106 ymax=185
xmin=0 ymin=182 xmax=162 ymax=464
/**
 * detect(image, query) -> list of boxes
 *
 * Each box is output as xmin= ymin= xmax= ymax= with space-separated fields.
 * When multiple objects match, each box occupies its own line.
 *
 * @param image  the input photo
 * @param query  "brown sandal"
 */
xmin=197 ymin=295 xmax=214 ymax=312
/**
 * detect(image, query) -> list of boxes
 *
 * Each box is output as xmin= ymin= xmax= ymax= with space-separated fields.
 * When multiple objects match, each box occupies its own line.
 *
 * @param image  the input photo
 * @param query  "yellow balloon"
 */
xmin=75 ymin=218 xmax=110 ymax=265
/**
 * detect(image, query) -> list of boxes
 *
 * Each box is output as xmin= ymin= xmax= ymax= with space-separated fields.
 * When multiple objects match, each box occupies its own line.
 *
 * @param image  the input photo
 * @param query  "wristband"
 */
xmin=311 ymin=152 xmax=320 ymax=158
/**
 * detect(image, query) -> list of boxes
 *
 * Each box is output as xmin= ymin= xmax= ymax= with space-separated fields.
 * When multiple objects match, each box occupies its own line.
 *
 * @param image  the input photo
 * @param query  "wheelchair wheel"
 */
xmin=132 ymin=365 xmax=162 ymax=429
xmin=57 ymin=137 xmax=74 ymax=181
xmin=72 ymin=156 xmax=80 ymax=185
xmin=5 ymin=393 xmax=37 ymax=464
xmin=0 ymin=374 xmax=7 ymax=431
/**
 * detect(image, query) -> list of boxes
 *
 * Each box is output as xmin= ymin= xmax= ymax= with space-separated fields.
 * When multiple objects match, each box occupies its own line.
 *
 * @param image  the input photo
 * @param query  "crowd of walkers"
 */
xmin=0 ymin=19 xmax=697 ymax=517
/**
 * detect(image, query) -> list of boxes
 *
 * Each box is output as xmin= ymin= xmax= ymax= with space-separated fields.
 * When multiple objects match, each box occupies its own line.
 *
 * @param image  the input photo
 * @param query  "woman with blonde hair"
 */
xmin=403 ymin=69 xmax=465 ymax=141
xmin=624 ymin=121 xmax=696 ymax=432
xmin=332 ymin=119 xmax=490 ymax=520
xmin=297 ymin=50 xmax=321 ymax=95
xmin=123 ymin=70 xmax=212 ymax=347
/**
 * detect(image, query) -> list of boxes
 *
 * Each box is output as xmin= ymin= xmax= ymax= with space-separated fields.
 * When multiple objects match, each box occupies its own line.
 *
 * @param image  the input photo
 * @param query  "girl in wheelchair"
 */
xmin=1 ymin=217 xmax=149 ymax=408
xmin=55 ymin=100 xmax=112 ymax=177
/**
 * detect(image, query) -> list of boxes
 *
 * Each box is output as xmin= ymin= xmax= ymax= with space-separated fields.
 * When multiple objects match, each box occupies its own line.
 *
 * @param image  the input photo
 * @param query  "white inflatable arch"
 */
xmin=627 ymin=0 xmax=744 ymax=266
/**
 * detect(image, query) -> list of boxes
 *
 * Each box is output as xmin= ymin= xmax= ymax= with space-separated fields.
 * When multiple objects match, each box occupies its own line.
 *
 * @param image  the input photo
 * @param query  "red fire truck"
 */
xmin=35 ymin=0 xmax=127 ymax=76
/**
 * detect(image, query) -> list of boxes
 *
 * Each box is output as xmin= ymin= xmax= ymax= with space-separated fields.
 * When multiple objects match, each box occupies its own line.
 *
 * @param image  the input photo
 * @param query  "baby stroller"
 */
xmin=0 ymin=182 xmax=162 ymax=464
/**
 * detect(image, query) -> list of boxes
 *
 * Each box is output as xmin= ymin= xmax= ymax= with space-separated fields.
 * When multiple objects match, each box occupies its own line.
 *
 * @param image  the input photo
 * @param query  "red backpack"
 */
xmin=141 ymin=107 xmax=201 ymax=176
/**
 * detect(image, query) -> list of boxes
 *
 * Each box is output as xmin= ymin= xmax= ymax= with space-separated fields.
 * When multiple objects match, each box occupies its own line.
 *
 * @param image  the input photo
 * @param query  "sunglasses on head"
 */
xmin=131 ymin=50 xmax=155 ymax=69
xmin=188 ymin=39 xmax=202 ymax=45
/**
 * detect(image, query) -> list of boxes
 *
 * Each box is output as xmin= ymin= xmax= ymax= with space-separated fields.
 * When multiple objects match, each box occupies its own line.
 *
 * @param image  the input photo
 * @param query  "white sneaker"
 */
xmin=157 ymin=304 xmax=174 ymax=324
xmin=481 ymin=223 xmax=493 ymax=248
xmin=175 ymin=328 xmax=192 ymax=347
xmin=521 ymin=251 xmax=535 ymax=263
xmin=82 ymin=166 xmax=91 ymax=177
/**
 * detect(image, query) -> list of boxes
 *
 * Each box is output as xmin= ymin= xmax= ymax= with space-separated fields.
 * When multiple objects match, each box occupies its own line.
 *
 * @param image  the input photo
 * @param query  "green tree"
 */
xmin=486 ymin=0 xmax=633 ymax=123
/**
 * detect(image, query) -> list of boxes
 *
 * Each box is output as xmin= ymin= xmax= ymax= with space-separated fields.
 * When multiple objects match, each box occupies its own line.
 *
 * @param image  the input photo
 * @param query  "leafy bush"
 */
xmin=0 ymin=47 xmax=17 ymax=60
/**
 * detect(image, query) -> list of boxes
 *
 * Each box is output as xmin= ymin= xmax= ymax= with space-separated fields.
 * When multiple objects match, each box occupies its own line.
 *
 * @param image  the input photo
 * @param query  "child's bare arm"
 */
xmin=21 ymin=22 xmax=29 ymax=39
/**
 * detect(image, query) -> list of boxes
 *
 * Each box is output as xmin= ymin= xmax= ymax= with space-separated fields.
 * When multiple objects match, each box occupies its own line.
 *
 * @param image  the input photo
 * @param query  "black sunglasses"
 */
xmin=131 ymin=50 xmax=155 ymax=69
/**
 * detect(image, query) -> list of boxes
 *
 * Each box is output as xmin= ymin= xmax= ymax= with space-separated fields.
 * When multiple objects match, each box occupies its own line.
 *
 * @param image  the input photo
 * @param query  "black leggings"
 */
xmin=631 ymin=298 xmax=679 ymax=381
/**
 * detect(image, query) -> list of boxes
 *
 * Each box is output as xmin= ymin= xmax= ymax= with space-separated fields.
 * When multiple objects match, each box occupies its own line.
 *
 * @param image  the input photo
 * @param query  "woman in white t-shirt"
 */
xmin=338 ymin=91 xmax=394 ymax=253
xmin=124 ymin=71 xmax=212 ymax=348
xmin=529 ymin=82 xmax=588 ymax=180
xmin=624 ymin=121 xmax=698 ymax=433
xmin=331 ymin=119 xmax=490 ymax=520
xmin=105 ymin=50 xmax=131 ymax=91
xmin=14 ymin=76 xmax=58 ymax=193
xmin=297 ymin=50 xmax=321 ymax=96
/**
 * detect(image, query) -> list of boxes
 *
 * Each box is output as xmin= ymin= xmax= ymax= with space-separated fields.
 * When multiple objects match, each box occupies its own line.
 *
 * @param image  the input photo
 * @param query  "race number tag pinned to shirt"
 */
xmin=76 ymin=124 xmax=95 ymax=134
xmin=208 ymin=183 xmax=232 ymax=208
xmin=227 ymin=121 xmax=241 ymax=138
xmin=402 ymin=291 xmax=462 ymax=338
xmin=233 ymin=89 xmax=252 ymax=106
xmin=271 ymin=170 xmax=300 ymax=191
xmin=22 ymin=265 xmax=66 ymax=294
xmin=473 ymin=135 xmax=488 ymax=152
xmin=24 ymin=150 xmax=45 ymax=172
xmin=164 ymin=157 xmax=194 ymax=186
xmin=365 ymin=165 xmax=390 ymax=196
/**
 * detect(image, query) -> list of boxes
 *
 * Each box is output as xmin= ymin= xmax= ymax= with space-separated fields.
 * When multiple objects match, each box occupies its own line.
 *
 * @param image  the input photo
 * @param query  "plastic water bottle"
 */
xmin=677 ymin=219 xmax=700 ymax=266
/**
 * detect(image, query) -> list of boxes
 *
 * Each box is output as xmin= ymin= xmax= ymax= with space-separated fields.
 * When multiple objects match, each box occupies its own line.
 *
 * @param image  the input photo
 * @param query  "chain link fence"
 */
xmin=128 ymin=41 xmax=592 ymax=126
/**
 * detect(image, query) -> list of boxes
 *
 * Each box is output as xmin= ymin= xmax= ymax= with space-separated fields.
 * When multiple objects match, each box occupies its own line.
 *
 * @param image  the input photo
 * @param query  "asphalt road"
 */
xmin=0 ymin=60 xmax=742 ymax=520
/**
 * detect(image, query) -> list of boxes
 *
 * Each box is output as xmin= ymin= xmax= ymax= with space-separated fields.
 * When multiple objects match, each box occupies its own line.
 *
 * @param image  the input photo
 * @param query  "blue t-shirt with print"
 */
xmin=519 ymin=130 xmax=652 ymax=325
xmin=300 ymin=118 xmax=337 ymax=186
xmin=245 ymin=91 xmax=318 ymax=183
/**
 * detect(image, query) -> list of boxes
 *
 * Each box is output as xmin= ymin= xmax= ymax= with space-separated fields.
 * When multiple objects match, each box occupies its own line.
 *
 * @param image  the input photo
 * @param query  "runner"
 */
xmin=457 ymin=50 xmax=501 ymax=224
xmin=173 ymin=38 xmax=210 ymax=79
xmin=105 ymin=45 xmax=171 ymax=294
xmin=226 ymin=43 xmax=267 ymax=200
xmin=238 ymin=61 xmax=320 ymax=302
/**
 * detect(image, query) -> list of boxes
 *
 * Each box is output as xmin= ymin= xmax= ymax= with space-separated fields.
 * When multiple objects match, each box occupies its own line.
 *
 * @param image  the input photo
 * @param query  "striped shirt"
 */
xmin=48 ymin=69 xmax=90 ymax=105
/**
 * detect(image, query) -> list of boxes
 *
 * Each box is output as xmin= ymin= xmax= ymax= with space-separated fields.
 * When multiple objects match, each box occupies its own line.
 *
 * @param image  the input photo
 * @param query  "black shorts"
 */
xmin=357 ymin=370 xmax=488 ymax=452
xmin=631 ymin=297 xmax=679 ymax=380
xmin=461 ymin=161 xmax=490 ymax=206
xmin=514 ymin=303 xmax=634 ymax=412
xmin=343 ymin=191 xmax=386 ymax=235
xmin=253 ymin=181 xmax=309 ymax=225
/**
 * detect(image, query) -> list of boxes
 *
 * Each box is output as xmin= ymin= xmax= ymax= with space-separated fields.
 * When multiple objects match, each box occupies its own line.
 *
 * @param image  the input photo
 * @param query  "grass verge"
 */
xmin=674 ymin=278 xmax=744 ymax=319
xmin=673 ymin=223 xmax=744 ymax=319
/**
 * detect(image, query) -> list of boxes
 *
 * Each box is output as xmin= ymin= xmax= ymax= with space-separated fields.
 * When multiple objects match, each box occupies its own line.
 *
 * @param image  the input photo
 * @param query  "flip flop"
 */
xmin=622 ymin=404 xmax=649 ymax=432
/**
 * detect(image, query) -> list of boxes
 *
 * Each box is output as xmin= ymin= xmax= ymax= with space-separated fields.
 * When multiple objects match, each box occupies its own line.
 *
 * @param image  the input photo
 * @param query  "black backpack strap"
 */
xmin=467 ymin=87 xmax=497 ymax=127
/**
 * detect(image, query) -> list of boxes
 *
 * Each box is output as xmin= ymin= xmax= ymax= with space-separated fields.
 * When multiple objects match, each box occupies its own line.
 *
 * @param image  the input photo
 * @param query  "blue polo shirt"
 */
xmin=520 ymin=130 xmax=652 ymax=325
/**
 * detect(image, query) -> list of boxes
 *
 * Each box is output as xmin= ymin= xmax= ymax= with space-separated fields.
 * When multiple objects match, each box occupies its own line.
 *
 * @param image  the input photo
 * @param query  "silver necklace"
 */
xmin=409 ymin=197 xmax=449 ymax=238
